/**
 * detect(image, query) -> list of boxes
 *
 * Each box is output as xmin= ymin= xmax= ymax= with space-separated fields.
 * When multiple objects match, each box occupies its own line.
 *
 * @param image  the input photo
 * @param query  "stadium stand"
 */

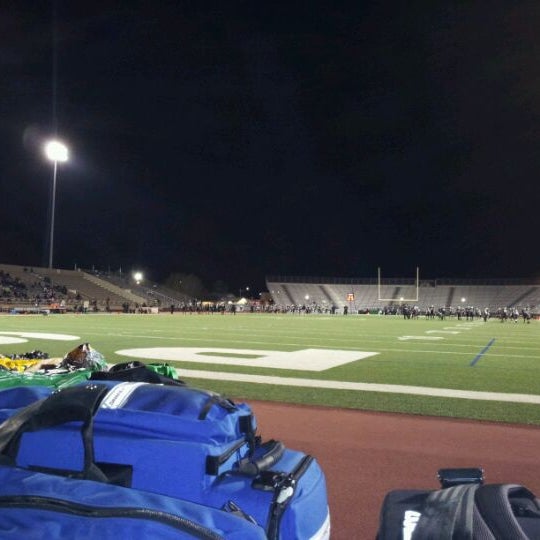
xmin=97 ymin=273 xmax=192 ymax=307
xmin=0 ymin=264 xmax=156 ymax=311
xmin=266 ymin=276 xmax=540 ymax=314
xmin=0 ymin=264 xmax=194 ymax=313
xmin=1 ymin=263 xmax=538 ymax=315
xmin=0 ymin=264 xmax=142 ymax=312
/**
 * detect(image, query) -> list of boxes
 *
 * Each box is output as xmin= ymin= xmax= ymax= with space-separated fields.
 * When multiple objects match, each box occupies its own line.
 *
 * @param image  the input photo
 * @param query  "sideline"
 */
xmin=174 ymin=368 xmax=540 ymax=405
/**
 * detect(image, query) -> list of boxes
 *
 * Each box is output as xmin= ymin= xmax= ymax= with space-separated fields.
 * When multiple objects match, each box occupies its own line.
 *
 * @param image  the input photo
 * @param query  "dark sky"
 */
xmin=2 ymin=2 xmax=540 ymax=293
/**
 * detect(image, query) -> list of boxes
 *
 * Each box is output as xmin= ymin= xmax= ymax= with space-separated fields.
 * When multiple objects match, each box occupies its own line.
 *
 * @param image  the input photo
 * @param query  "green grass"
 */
xmin=1 ymin=312 xmax=539 ymax=424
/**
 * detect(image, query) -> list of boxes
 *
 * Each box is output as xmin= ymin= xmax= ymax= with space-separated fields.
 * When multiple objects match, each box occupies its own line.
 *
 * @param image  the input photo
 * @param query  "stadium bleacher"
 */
xmin=266 ymin=276 xmax=540 ymax=314
xmin=0 ymin=264 xmax=190 ymax=313
xmin=1 ymin=263 xmax=538 ymax=315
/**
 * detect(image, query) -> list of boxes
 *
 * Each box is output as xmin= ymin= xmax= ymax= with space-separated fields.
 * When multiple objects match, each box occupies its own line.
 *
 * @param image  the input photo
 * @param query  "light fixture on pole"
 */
xmin=239 ymin=286 xmax=250 ymax=298
xmin=44 ymin=140 xmax=69 ymax=269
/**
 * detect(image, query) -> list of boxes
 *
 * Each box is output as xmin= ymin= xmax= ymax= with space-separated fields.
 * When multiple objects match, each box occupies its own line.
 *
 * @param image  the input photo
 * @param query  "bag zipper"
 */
xmin=0 ymin=495 xmax=224 ymax=540
xmin=266 ymin=454 xmax=315 ymax=540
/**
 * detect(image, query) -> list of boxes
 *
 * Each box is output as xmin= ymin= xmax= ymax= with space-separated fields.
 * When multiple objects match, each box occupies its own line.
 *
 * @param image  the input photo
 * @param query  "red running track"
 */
xmin=249 ymin=401 xmax=540 ymax=539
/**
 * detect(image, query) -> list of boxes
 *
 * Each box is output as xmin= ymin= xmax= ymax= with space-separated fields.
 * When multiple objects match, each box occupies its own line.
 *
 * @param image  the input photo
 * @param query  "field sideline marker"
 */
xmin=174 ymin=368 xmax=540 ymax=405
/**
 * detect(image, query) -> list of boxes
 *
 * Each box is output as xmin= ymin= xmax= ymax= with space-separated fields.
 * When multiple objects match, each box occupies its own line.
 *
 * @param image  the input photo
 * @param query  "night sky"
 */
xmin=2 ymin=2 xmax=539 ymax=293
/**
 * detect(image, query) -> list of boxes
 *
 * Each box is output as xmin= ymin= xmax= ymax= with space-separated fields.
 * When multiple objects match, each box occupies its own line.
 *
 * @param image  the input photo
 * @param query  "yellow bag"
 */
xmin=0 ymin=358 xmax=39 ymax=372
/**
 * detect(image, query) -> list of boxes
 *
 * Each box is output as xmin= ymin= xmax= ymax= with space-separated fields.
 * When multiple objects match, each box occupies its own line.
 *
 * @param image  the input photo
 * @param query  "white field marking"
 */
xmin=173 ymin=368 xmax=540 ymax=405
xmin=398 ymin=336 xmax=444 ymax=341
xmin=0 ymin=336 xmax=27 ymax=345
xmin=115 ymin=347 xmax=378 ymax=371
xmin=426 ymin=330 xmax=460 ymax=335
xmin=444 ymin=327 xmax=472 ymax=330
xmin=0 ymin=332 xmax=80 ymax=341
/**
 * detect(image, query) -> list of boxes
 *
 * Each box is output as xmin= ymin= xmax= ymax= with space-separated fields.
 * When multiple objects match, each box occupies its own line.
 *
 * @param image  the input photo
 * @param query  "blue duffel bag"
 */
xmin=0 ymin=382 xmax=330 ymax=540
xmin=0 ymin=385 xmax=52 ymax=412
xmin=0 ymin=465 xmax=267 ymax=539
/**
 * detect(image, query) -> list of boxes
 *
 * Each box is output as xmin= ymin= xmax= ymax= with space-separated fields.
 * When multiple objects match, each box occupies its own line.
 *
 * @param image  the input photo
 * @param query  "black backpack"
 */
xmin=377 ymin=468 xmax=540 ymax=539
xmin=90 ymin=361 xmax=185 ymax=386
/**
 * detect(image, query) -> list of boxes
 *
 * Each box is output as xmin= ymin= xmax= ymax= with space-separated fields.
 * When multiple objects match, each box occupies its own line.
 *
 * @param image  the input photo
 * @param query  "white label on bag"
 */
xmin=100 ymin=382 xmax=147 ymax=409
xmin=403 ymin=510 xmax=421 ymax=540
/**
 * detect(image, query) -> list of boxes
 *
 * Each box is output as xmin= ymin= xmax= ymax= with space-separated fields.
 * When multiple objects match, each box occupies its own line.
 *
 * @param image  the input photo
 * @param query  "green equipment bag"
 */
xmin=0 ymin=368 xmax=92 ymax=390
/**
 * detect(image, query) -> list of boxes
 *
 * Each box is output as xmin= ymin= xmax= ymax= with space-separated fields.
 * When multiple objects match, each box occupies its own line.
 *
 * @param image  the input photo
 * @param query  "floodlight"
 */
xmin=45 ymin=140 xmax=69 ymax=162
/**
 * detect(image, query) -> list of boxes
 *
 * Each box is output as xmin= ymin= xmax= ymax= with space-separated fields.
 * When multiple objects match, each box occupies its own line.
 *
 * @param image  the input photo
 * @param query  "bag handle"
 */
xmin=237 ymin=440 xmax=285 ymax=476
xmin=0 ymin=384 xmax=110 ymax=482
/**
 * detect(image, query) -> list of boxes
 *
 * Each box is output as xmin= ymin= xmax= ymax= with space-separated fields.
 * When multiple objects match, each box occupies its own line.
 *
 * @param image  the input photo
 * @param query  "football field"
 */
xmin=1 ymin=312 xmax=539 ymax=424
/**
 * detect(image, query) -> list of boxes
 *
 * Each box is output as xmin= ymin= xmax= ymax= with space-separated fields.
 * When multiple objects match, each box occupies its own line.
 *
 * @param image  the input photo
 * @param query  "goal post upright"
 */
xmin=377 ymin=266 xmax=420 ymax=302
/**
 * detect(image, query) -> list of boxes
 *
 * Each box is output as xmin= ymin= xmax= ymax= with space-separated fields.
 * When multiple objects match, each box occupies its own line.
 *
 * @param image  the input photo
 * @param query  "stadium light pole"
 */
xmin=239 ymin=286 xmax=250 ymax=298
xmin=44 ymin=140 xmax=69 ymax=269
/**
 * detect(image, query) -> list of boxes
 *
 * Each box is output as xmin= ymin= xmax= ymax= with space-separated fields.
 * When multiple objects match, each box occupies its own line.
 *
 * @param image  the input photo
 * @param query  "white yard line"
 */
xmin=174 ymin=369 xmax=540 ymax=405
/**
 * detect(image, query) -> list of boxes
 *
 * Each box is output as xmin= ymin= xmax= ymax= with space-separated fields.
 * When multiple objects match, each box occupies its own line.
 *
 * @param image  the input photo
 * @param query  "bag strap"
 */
xmin=413 ymin=483 xmax=478 ymax=539
xmin=198 ymin=392 xmax=238 ymax=420
xmin=474 ymin=484 xmax=533 ymax=540
xmin=0 ymin=384 xmax=109 ymax=482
